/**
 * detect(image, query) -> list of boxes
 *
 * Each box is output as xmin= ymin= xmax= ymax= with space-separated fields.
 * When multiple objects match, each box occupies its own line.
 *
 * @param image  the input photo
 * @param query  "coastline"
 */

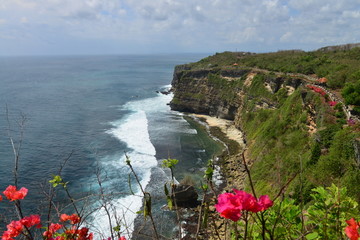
xmin=132 ymin=111 xmax=249 ymax=239
xmin=188 ymin=114 xmax=247 ymax=191
xmin=180 ymin=113 xmax=248 ymax=239
xmin=191 ymin=114 xmax=246 ymax=150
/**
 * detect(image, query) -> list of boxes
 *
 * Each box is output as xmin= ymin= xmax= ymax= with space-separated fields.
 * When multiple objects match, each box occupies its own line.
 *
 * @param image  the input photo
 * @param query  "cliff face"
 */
xmin=169 ymin=56 xmax=360 ymax=202
xmin=170 ymin=65 xmax=250 ymax=120
xmin=170 ymin=65 xmax=303 ymax=121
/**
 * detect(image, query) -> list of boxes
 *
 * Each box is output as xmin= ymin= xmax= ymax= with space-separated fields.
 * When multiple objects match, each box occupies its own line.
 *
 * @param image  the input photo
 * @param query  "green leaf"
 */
xmin=204 ymin=167 xmax=213 ymax=180
xmin=49 ymin=175 xmax=63 ymax=188
xmin=305 ymin=232 xmax=319 ymax=240
xmin=161 ymin=158 xmax=179 ymax=169
xmin=128 ymin=174 xmax=135 ymax=195
xmin=113 ymin=225 xmax=120 ymax=232
xmin=202 ymin=203 xmax=209 ymax=228
xmin=202 ymin=184 xmax=209 ymax=191
xmin=143 ymin=192 xmax=152 ymax=219
xmin=164 ymin=183 xmax=169 ymax=196
xmin=167 ymin=197 xmax=173 ymax=210
xmin=125 ymin=153 xmax=131 ymax=165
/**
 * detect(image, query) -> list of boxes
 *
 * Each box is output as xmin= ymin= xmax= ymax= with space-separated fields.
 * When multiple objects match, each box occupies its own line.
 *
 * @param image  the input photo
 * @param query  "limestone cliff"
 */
xmin=169 ymin=52 xmax=360 ymax=202
xmin=170 ymin=65 xmax=250 ymax=120
xmin=170 ymin=64 xmax=304 ymax=123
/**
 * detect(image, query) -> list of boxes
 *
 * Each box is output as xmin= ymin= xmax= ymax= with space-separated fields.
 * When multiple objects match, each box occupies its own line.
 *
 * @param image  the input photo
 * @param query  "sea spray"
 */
xmin=89 ymin=90 xmax=179 ymax=238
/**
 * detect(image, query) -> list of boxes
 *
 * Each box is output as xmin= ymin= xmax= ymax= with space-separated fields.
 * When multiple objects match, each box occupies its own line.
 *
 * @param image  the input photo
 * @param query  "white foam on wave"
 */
xmin=91 ymin=87 xmax=204 ymax=238
xmin=90 ymin=151 xmax=155 ymax=239
xmin=107 ymin=110 xmax=156 ymax=156
xmin=183 ymin=128 xmax=198 ymax=134
xmin=122 ymin=92 xmax=172 ymax=114
xmin=91 ymin=92 xmax=172 ymax=239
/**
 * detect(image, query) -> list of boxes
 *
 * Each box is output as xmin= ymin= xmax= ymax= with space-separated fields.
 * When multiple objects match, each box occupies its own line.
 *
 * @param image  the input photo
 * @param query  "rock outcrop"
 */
xmin=170 ymin=65 xmax=304 ymax=122
xmin=172 ymin=184 xmax=199 ymax=208
xmin=170 ymin=66 xmax=250 ymax=120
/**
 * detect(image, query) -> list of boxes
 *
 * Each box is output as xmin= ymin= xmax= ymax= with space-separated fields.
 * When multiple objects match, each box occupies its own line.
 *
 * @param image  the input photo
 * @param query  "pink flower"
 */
xmin=215 ymin=189 xmax=273 ymax=221
xmin=257 ymin=195 xmax=273 ymax=211
xmin=119 ymin=237 xmax=126 ymax=240
xmin=233 ymin=190 xmax=259 ymax=212
xmin=345 ymin=218 xmax=360 ymax=240
xmin=215 ymin=192 xmax=243 ymax=221
xmin=3 ymin=185 xmax=28 ymax=201
xmin=348 ymin=119 xmax=356 ymax=125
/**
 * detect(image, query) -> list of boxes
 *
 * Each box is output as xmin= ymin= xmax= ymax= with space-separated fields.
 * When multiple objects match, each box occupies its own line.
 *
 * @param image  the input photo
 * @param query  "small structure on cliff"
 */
xmin=317 ymin=77 xmax=328 ymax=86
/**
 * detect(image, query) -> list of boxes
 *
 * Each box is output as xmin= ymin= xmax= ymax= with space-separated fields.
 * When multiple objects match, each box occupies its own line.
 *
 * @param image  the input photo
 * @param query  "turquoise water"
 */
xmin=0 ymin=54 xmax=222 ymax=238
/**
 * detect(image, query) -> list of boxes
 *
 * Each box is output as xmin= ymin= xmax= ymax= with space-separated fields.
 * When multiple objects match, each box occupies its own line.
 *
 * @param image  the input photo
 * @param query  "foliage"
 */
xmin=215 ymin=184 xmax=360 ymax=239
xmin=241 ymin=88 xmax=312 ymax=196
xmin=207 ymin=73 xmax=244 ymax=102
xmin=306 ymin=184 xmax=358 ymax=239
xmin=343 ymin=82 xmax=360 ymax=112
xmin=188 ymin=48 xmax=360 ymax=110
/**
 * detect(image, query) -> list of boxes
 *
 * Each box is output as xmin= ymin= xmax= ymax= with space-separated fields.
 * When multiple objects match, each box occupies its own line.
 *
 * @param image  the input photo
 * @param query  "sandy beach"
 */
xmin=191 ymin=114 xmax=246 ymax=149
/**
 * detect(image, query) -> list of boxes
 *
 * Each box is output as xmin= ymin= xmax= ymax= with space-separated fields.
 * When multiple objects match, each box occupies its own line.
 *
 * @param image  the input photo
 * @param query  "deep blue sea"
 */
xmin=0 ymin=54 xmax=222 ymax=239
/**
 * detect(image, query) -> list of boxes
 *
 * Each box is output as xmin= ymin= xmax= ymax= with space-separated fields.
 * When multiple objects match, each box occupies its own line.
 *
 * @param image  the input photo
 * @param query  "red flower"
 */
xmin=345 ymin=218 xmax=360 ymax=240
xmin=60 ymin=213 xmax=81 ymax=224
xmin=63 ymin=227 xmax=93 ymax=240
xmin=43 ymin=223 xmax=63 ymax=239
xmin=328 ymin=101 xmax=337 ymax=106
xmin=2 ymin=215 xmax=42 ymax=240
xmin=119 ymin=237 xmax=126 ymax=240
xmin=0 ymin=195 xmax=2 ymax=201
xmin=3 ymin=185 xmax=28 ymax=201
xmin=307 ymin=85 xmax=326 ymax=96
xmin=2 ymin=220 xmax=24 ymax=239
xmin=20 ymin=215 xmax=41 ymax=228
xmin=51 ymin=237 xmax=65 ymax=240
xmin=77 ymin=227 xmax=93 ymax=240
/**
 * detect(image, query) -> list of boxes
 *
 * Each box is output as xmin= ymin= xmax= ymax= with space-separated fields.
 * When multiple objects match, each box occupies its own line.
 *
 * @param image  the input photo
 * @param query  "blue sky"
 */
xmin=0 ymin=0 xmax=359 ymax=56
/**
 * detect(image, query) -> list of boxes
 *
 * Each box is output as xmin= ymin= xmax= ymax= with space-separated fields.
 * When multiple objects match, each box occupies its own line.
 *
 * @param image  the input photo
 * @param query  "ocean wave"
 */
xmin=122 ymin=94 xmax=172 ymax=114
xmin=94 ymin=97 xmax=164 ymax=238
xmin=107 ymin=110 xmax=156 ymax=156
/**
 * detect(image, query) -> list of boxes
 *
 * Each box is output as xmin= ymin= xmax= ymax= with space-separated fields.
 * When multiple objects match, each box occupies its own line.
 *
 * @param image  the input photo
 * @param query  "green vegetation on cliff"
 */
xmin=171 ymin=45 xmax=360 ymax=203
xmin=240 ymin=72 xmax=360 ymax=202
xmin=188 ymin=48 xmax=360 ymax=90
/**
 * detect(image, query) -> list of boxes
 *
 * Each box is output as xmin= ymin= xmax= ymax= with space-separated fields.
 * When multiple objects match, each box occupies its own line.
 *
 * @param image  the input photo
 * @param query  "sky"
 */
xmin=0 ymin=0 xmax=359 ymax=56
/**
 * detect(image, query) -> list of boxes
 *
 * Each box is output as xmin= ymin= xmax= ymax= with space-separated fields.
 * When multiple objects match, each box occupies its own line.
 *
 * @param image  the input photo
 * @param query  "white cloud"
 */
xmin=280 ymin=32 xmax=293 ymax=42
xmin=0 ymin=0 xmax=359 ymax=55
xmin=20 ymin=17 xmax=28 ymax=23
xmin=343 ymin=10 xmax=360 ymax=19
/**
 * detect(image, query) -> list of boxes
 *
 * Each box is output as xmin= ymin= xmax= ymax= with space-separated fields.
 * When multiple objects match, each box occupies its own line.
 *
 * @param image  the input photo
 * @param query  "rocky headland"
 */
xmin=169 ymin=47 xmax=360 ymax=239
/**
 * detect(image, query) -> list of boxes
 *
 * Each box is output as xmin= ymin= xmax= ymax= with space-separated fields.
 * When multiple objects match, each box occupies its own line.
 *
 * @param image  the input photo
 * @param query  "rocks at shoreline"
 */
xmin=173 ymin=184 xmax=200 ymax=208
xmin=156 ymin=89 xmax=172 ymax=95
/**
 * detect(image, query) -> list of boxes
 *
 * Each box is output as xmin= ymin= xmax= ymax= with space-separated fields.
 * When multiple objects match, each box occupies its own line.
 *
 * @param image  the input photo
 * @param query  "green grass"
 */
xmin=240 ymin=84 xmax=360 ymax=201
xmin=188 ymin=47 xmax=360 ymax=91
xmin=207 ymin=73 xmax=244 ymax=102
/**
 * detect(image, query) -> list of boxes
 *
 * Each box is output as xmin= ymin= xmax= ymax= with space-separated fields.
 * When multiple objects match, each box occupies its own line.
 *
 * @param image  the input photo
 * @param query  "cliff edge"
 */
xmin=170 ymin=50 xmax=360 ymax=202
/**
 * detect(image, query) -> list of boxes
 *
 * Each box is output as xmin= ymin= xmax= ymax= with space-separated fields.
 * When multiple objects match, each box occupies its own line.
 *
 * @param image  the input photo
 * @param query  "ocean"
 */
xmin=0 ymin=54 xmax=223 ymax=239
